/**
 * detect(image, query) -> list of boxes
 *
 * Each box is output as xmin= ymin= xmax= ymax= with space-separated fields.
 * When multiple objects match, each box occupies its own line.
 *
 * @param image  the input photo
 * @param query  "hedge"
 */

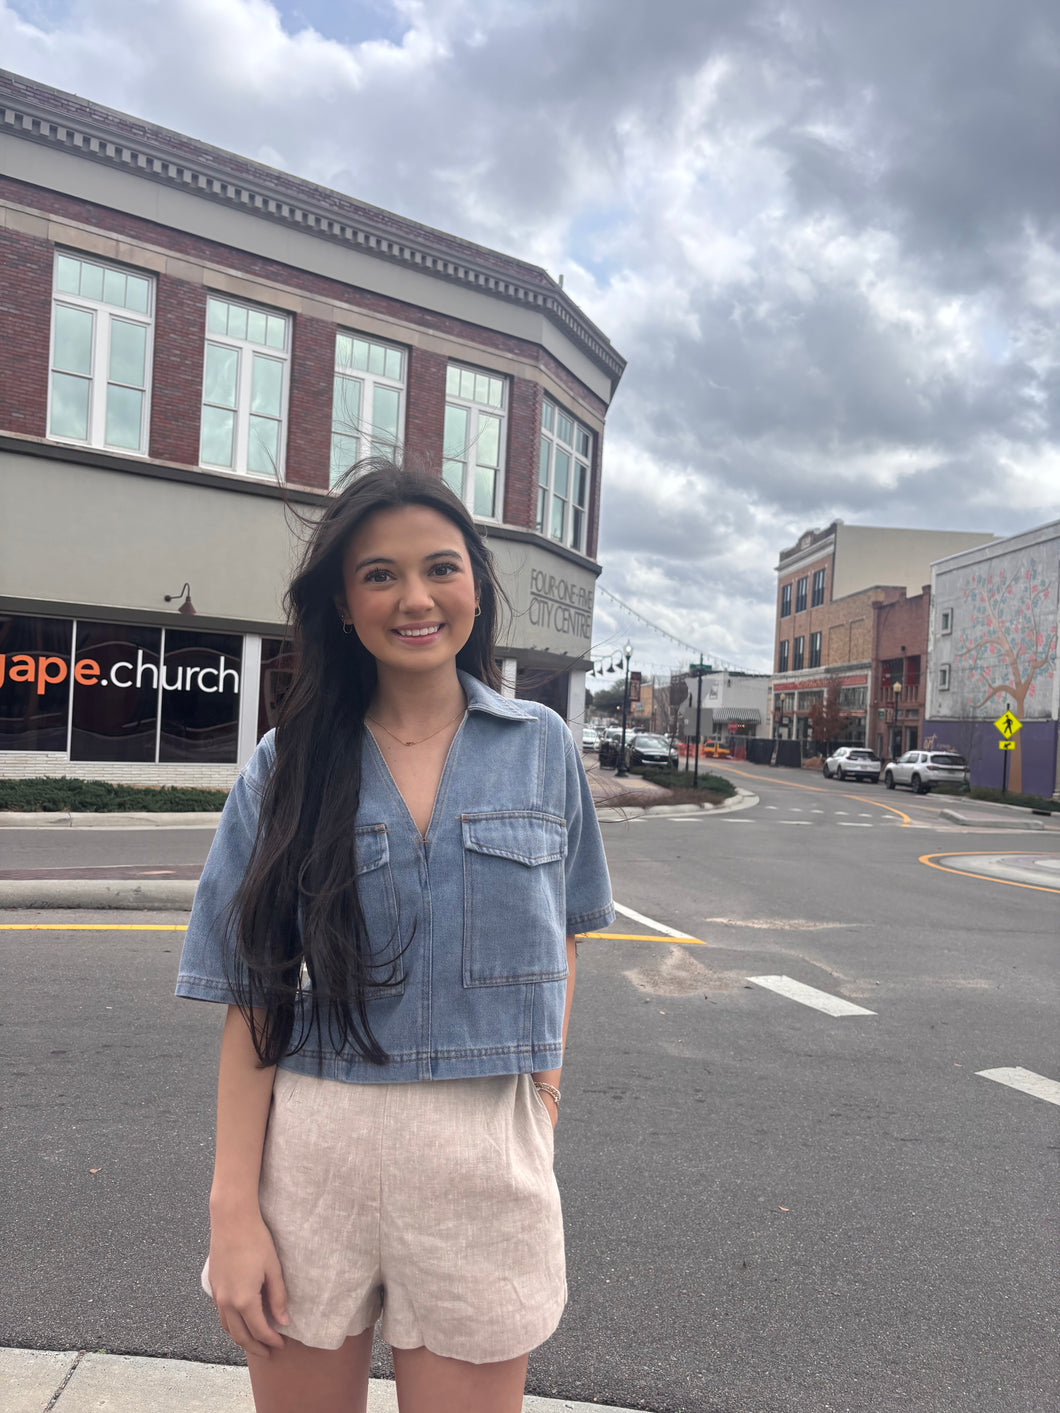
xmin=633 ymin=766 xmax=736 ymax=798
xmin=0 ymin=777 xmax=229 ymax=813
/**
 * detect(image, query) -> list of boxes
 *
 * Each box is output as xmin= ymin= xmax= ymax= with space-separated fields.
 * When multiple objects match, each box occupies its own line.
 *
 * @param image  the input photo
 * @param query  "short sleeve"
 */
xmin=562 ymin=731 xmax=615 ymax=935
xmin=174 ymin=731 xmax=275 ymax=1004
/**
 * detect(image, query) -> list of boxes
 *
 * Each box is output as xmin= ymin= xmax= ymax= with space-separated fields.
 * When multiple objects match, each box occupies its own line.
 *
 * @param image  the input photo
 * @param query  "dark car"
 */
xmin=626 ymin=733 xmax=679 ymax=769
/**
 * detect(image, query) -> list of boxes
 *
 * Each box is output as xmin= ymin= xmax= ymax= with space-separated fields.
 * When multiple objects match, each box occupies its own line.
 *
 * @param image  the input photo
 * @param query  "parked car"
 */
xmin=581 ymin=725 xmax=600 ymax=751
xmin=625 ymin=733 xmax=679 ymax=770
xmin=883 ymin=750 xmax=970 ymax=793
xmin=822 ymin=746 xmax=882 ymax=782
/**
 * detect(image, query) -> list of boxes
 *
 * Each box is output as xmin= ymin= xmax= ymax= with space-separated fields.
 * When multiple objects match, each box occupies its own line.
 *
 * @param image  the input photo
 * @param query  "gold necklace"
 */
xmin=366 ymin=706 xmax=466 ymax=748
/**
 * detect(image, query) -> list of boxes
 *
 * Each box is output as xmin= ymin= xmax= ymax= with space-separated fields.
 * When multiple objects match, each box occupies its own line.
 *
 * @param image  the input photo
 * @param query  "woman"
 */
xmin=176 ymin=461 xmax=615 ymax=1413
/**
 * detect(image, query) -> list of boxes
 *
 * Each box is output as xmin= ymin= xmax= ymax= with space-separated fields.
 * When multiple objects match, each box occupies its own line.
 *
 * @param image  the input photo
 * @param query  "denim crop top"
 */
xmin=175 ymin=671 xmax=615 ymax=1082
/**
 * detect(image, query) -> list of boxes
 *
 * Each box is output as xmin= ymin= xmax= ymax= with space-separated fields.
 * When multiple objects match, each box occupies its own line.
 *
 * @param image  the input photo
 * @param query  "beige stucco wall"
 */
xmin=832 ymin=525 xmax=996 ymax=600
xmin=0 ymin=452 xmax=301 ymax=625
xmin=487 ymin=536 xmax=594 ymax=661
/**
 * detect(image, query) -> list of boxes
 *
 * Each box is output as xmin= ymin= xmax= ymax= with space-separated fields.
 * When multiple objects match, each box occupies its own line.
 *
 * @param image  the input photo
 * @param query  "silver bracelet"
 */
xmin=533 ymin=1081 xmax=561 ymax=1104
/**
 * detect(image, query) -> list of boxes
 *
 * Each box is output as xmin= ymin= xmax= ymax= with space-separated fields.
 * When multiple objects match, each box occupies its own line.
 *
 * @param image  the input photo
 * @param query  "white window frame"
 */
xmin=537 ymin=398 xmax=593 ymax=553
xmin=443 ymin=363 xmax=507 ymax=520
xmin=47 ymin=251 xmax=155 ymax=455
xmin=809 ymin=630 xmax=822 ymax=668
xmin=329 ymin=332 xmax=406 ymax=487
xmin=940 ymin=608 xmax=953 ymax=635
xmin=199 ymin=296 xmax=290 ymax=478
xmin=939 ymin=664 xmax=951 ymax=691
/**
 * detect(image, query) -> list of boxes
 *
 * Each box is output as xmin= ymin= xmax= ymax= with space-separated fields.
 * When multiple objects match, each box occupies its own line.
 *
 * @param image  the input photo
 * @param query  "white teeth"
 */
xmin=397 ymin=625 xmax=440 ymax=638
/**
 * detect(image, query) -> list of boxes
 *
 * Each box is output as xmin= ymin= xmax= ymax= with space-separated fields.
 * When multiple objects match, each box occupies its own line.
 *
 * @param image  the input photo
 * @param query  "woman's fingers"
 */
xmin=224 ymin=1306 xmax=278 ymax=1361
xmin=263 ymin=1255 xmax=290 ymax=1327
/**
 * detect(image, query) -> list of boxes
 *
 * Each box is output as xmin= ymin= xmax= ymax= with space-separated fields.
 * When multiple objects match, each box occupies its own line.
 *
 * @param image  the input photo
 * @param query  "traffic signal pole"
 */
xmin=693 ymin=657 xmax=703 ymax=789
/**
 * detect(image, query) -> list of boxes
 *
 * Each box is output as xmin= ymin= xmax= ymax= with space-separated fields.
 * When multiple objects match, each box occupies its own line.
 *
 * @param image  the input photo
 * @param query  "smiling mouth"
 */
xmin=393 ymin=624 xmax=444 ymax=640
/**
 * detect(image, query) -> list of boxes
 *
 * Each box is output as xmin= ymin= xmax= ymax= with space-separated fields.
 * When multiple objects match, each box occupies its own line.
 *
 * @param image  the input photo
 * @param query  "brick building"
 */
xmin=771 ymin=522 xmax=995 ymax=750
xmin=0 ymin=70 xmax=624 ymax=785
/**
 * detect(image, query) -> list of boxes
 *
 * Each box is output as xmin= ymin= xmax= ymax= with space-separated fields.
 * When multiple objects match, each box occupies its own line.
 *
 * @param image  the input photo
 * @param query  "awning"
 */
xmin=713 ymin=708 xmax=762 ymax=724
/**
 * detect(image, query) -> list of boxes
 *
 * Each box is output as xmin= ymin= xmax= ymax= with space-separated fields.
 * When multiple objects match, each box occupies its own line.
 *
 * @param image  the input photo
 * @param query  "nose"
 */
xmin=398 ymin=574 xmax=436 ymax=614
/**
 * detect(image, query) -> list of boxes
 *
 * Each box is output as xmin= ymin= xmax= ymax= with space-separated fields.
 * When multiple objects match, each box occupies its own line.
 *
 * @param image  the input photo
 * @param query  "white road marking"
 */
xmin=613 ymin=901 xmax=694 ymax=940
xmin=790 ymin=807 xmax=803 ymax=812
xmin=834 ymin=810 xmax=849 ymax=815
xmin=779 ymin=820 xmax=811 ymax=825
xmin=858 ymin=813 xmax=874 ymax=818
xmin=976 ymin=1067 xmax=1060 ymax=1107
xmin=747 ymin=975 xmax=877 ymax=1016
xmin=765 ymin=805 xmax=779 ymax=810
xmin=811 ymin=809 xmax=825 ymax=813
xmin=838 ymin=822 xmax=873 ymax=827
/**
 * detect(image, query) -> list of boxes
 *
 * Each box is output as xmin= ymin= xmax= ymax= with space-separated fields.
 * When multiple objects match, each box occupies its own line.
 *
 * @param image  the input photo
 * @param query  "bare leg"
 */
xmin=247 ymin=1326 xmax=375 ymax=1413
xmin=392 ymin=1343 xmax=529 ymax=1413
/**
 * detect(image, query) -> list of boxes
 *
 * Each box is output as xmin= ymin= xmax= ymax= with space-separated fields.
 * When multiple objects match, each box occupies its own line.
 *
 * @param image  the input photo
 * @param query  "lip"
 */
xmin=391 ymin=622 xmax=445 ymax=643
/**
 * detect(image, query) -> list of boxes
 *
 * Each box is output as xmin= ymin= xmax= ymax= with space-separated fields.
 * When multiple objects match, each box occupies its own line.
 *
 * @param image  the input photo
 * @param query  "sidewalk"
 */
xmin=1 ymin=1347 xmax=649 ymax=1413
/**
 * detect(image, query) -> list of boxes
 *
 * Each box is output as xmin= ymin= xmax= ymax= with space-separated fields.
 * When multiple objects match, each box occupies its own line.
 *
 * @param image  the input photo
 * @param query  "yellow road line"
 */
xmin=0 ymin=922 xmax=188 ymax=931
xmin=710 ymin=764 xmax=913 ymax=824
xmin=919 ymin=852 xmax=1060 ymax=895
xmin=578 ymin=931 xmax=706 ymax=944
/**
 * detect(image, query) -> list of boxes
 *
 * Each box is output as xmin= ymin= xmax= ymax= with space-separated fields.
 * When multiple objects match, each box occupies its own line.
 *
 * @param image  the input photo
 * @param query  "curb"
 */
xmin=597 ymin=786 xmax=758 ymax=824
xmin=0 ymin=879 xmax=198 ymax=910
xmin=0 ymin=811 xmax=223 ymax=829
xmin=939 ymin=809 xmax=1047 ymax=831
xmin=0 ymin=1347 xmax=651 ymax=1413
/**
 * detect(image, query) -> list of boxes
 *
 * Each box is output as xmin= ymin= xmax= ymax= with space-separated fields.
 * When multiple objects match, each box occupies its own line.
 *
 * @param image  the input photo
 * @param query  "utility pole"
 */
xmin=690 ymin=655 xmax=708 ymax=788
xmin=615 ymin=642 xmax=633 ymax=778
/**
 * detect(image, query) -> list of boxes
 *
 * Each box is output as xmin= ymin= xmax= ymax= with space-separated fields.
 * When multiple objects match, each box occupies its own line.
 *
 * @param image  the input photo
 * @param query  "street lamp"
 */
xmin=615 ymin=641 xmax=633 ymax=777
xmin=891 ymin=677 xmax=902 ymax=757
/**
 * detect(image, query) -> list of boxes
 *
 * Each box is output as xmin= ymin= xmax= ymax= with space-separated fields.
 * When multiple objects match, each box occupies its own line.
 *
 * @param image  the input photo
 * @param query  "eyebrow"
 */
xmin=352 ymin=549 xmax=465 ymax=572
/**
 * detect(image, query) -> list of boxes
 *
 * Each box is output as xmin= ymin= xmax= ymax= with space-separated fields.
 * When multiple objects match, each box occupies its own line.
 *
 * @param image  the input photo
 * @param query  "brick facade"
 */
xmin=403 ymin=346 xmax=447 ymax=480
xmin=870 ymin=587 xmax=930 ymax=758
xmin=285 ymin=314 xmax=333 ymax=491
xmin=148 ymin=274 xmax=207 ymax=468
xmin=0 ymin=225 xmax=51 ymax=439
xmin=504 ymin=376 xmax=541 ymax=529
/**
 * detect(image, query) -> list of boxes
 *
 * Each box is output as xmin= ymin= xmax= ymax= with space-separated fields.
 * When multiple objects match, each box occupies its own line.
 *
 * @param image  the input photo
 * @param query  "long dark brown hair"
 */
xmin=227 ymin=459 xmax=507 ymax=1067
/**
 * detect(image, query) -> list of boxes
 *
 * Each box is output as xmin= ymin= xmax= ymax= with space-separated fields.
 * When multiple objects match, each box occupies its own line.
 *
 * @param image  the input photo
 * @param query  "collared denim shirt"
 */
xmin=176 ymin=672 xmax=615 ymax=1083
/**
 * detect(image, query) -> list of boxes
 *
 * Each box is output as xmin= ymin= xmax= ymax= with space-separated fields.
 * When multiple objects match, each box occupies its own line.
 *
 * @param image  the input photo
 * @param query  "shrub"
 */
xmin=0 ymin=777 xmax=229 ymax=813
xmin=968 ymin=786 xmax=1060 ymax=814
xmin=633 ymin=765 xmax=735 ymax=799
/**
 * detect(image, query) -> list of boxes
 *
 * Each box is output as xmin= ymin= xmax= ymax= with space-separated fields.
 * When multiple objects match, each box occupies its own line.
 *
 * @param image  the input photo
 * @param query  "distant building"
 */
xmin=925 ymin=520 xmax=1059 ymax=798
xmin=771 ymin=522 xmax=996 ymax=750
xmin=679 ymin=670 xmax=771 ymax=744
xmin=0 ymin=70 xmax=624 ymax=784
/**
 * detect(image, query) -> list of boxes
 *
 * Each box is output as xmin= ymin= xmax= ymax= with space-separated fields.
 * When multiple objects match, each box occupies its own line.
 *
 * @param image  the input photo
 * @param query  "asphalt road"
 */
xmin=1 ymin=767 xmax=1057 ymax=1412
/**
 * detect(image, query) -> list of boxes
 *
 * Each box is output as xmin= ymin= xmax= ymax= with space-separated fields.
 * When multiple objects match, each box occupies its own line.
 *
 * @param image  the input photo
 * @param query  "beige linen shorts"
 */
xmin=202 ymin=1067 xmax=566 ymax=1364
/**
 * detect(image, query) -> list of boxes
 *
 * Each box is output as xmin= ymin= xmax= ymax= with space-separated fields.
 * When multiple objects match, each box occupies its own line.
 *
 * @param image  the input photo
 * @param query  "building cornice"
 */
xmin=0 ymin=69 xmax=625 ymax=388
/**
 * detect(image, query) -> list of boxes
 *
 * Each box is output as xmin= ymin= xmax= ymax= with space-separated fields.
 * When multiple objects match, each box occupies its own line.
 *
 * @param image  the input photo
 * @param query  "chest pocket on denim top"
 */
xmin=355 ymin=825 xmax=405 ymax=1000
xmin=461 ymin=811 xmax=568 ymax=986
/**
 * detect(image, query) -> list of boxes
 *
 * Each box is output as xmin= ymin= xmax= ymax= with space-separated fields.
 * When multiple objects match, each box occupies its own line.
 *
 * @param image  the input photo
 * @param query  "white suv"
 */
xmin=822 ymin=746 xmax=881 ymax=782
xmin=884 ymin=750 xmax=969 ymax=794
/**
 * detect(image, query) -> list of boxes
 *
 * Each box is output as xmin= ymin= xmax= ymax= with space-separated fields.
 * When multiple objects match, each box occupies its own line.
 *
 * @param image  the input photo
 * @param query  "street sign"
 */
xmin=994 ymin=711 xmax=1023 ymax=738
xmin=998 ymin=740 xmax=1015 ymax=751
xmin=689 ymin=663 xmax=712 ymax=676
xmin=628 ymin=671 xmax=642 ymax=703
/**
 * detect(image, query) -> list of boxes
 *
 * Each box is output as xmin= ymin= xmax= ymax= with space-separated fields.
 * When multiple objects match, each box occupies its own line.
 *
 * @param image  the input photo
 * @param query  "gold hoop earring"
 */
xmin=474 ymin=604 xmax=482 ymax=617
xmin=342 ymin=621 xmax=355 ymax=636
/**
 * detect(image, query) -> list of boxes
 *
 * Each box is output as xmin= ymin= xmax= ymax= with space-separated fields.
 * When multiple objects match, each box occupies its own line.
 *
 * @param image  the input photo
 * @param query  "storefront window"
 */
xmin=516 ymin=666 xmax=568 ymax=718
xmin=159 ymin=630 xmax=242 ymax=762
xmin=258 ymin=637 xmax=297 ymax=737
xmin=0 ymin=614 xmax=245 ymax=764
xmin=0 ymin=616 xmax=73 ymax=751
xmin=70 ymin=623 xmax=161 ymax=761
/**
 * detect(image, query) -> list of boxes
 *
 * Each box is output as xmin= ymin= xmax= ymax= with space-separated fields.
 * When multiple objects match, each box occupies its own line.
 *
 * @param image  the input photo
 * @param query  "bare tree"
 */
xmin=806 ymin=682 xmax=850 ymax=755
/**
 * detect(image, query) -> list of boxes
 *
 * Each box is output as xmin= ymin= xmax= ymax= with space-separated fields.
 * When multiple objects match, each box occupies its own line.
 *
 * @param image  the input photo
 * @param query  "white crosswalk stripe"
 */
xmin=747 ymin=975 xmax=877 ymax=1016
xmin=976 ymin=1067 xmax=1060 ymax=1107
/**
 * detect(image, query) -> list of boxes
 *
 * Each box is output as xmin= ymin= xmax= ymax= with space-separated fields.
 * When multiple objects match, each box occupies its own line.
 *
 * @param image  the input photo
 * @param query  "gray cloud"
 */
xmin=3 ymin=0 xmax=1059 ymax=670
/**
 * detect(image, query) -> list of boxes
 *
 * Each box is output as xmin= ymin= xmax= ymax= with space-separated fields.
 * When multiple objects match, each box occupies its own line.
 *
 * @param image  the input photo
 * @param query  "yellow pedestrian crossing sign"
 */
xmin=994 ymin=711 xmax=1022 ymax=738
xmin=998 ymin=740 xmax=1015 ymax=751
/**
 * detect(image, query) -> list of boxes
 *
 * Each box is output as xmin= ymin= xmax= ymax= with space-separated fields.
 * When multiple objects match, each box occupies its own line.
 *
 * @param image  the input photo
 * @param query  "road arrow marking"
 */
xmin=747 ymin=975 xmax=877 ymax=1016
xmin=975 ymin=1067 xmax=1060 ymax=1107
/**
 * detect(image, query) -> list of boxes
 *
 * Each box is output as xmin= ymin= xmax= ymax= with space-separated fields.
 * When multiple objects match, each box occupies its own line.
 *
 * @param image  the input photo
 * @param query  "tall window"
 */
xmin=778 ymin=639 xmax=789 ymax=672
xmin=200 ymin=296 xmax=289 ymax=477
xmin=443 ymin=365 xmax=506 ymax=518
xmin=48 ymin=252 xmax=154 ymax=453
xmin=780 ymin=583 xmax=792 ymax=618
xmin=795 ymin=577 xmax=808 ymax=613
xmin=811 ymin=568 xmax=826 ymax=607
xmin=330 ymin=333 xmax=405 ymax=486
xmin=538 ymin=399 xmax=592 ymax=553
xmin=792 ymin=636 xmax=805 ymax=671
xmin=809 ymin=631 xmax=822 ymax=668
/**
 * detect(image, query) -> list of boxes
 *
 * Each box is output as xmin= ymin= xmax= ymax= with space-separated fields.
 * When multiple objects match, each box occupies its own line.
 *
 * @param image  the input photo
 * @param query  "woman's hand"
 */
xmin=207 ymin=1211 xmax=289 ymax=1359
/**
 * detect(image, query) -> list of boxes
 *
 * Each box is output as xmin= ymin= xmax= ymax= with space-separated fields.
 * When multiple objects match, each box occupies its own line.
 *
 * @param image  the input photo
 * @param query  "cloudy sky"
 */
xmin=4 ymin=0 xmax=1060 ymax=673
